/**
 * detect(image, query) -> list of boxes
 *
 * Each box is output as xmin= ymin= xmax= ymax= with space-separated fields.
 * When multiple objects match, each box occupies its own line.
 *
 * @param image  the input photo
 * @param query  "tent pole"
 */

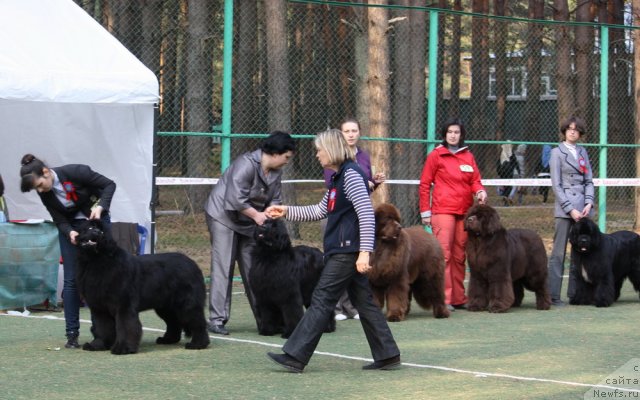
xmin=150 ymin=104 xmax=159 ymax=254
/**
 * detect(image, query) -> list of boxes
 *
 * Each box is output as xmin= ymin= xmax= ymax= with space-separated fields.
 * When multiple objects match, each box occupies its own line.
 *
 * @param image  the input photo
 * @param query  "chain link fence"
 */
xmin=74 ymin=0 xmax=640 ymax=270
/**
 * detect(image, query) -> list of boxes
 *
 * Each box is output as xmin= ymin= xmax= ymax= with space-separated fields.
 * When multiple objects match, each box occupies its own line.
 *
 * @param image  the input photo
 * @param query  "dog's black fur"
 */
xmin=569 ymin=218 xmax=640 ymax=307
xmin=249 ymin=218 xmax=335 ymax=338
xmin=76 ymin=219 xmax=210 ymax=354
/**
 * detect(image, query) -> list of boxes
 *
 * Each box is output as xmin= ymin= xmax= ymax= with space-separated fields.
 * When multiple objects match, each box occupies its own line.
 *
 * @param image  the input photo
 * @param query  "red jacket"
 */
xmin=419 ymin=145 xmax=485 ymax=217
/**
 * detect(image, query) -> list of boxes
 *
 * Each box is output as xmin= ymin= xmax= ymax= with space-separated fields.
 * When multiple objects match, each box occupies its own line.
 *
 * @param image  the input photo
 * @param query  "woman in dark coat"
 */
xmin=265 ymin=129 xmax=400 ymax=373
xmin=20 ymin=154 xmax=116 ymax=349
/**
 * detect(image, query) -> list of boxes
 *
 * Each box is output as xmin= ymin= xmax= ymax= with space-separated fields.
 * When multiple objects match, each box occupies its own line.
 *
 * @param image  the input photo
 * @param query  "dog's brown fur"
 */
xmin=369 ymin=203 xmax=450 ymax=321
xmin=464 ymin=204 xmax=551 ymax=313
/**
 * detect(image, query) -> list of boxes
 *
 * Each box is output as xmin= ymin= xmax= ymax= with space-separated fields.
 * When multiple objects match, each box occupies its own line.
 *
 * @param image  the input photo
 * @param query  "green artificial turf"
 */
xmin=2 ymin=280 xmax=640 ymax=400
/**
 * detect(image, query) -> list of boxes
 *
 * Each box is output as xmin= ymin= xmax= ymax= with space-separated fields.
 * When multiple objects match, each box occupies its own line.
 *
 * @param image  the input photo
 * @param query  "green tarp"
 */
xmin=0 ymin=222 xmax=59 ymax=309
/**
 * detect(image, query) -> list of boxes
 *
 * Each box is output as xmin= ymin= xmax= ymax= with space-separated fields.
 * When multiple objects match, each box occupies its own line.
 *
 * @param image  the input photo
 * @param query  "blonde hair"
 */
xmin=314 ymin=128 xmax=355 ymax=166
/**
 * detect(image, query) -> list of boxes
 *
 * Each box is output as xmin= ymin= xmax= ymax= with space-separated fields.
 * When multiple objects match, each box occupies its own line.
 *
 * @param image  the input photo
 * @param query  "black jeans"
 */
xmin=283 ymin=253 xmax=400 ymax=365
xmin=59 ymin=216 xmax=111 ymax=335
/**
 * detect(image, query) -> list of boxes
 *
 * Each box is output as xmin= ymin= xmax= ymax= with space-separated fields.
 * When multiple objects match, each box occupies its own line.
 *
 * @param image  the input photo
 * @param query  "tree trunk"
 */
xmin=633 ymin=0 xmax=640 ymax=230
xmin=264 ymin=0 xmax=298 ymax=236
xmin=367 ymin=0 xmax=391 ymax=206
xmin=390 ymin=0 xmax=412 ymax=222
xmin=185 ymin=0 xmax=213 ymax=206
xmin=449 ymin=0 xmax=462 ymax=119
xmin=575 ymin=0 xmax=595 ymax=131
xmin=352 ymin=3 xmax=370 ymax=137
xmin=607 ymin=1 xmax=631 ymax=147
xmin=233 ymin=0 xmax=258 ymax=136
xmin=470 ymin=0 xmax=490 ymax=173
xmin=264 ymin=0 xmax=291 ymax=131
xmin=404 ymin=0 xmax=428 ymax=225
xmin=337 ymin=7 xmax=355 ymax=120
xmin=392 ymin=0 xmax=410 ymax=145
xmin=493 ymin=0 xmax=507 ymax=142
xmin=139 ymin=0 xmax=162 ymax=76
xmin=524 ymin=0 xmax=544 ymax=144
xmin=553 ymin=0 xmax=574 ymax=129
xmin=110 ymin=0 xmax=142 ymax=58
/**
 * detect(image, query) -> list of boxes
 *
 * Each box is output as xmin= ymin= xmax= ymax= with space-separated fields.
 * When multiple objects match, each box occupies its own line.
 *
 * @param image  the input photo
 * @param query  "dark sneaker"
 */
xmin=362 ymin=355 xmax=401 ymax=370
xmin=65 ymin=333 xmax=80 ymax=349
xmin=267 ymin=352 xmax=305 ymax=373
xmin=207 ymin=323 xmax=229 ymax=335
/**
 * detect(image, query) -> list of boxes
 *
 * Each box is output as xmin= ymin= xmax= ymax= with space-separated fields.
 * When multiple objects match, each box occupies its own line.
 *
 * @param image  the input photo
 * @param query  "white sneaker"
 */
xmin=353 ymin=314 xmax=360 ymax=320
xmin=335 ymin=313 xmax=347 ymax=321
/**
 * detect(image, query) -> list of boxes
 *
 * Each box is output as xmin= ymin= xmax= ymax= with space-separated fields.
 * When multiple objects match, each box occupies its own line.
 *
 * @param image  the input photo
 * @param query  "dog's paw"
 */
xmin=433 ymin=305 xmax=450 ymax=318
xmin=82 ymin=340 xmax=107 ymax=351
xmin=110 ymin=342 xmax=138 ymax=355
xmin=487 ymin=305 xmax=509 ymax=313
xmin=185 ymin=340 xmax=209 ymax=350
xmin=386 ymin=314 xmax=404 ymax=322
xmin=156 ymin=335 xmax=180 ymax=345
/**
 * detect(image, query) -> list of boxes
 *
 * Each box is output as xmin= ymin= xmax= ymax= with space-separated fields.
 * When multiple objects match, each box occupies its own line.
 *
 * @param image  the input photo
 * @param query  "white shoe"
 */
xmin=335 ymin=313 xmax=347 ymax=321
xmin=353 ymin=314 xmax=360 ymax=320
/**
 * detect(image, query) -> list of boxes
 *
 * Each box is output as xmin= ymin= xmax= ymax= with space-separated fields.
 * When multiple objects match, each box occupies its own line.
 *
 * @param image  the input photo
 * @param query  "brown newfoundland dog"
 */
xmin=464 ymin=204 xmax=550 ymax=313
xmin=369 ymin=203 xmax=450 ymax=321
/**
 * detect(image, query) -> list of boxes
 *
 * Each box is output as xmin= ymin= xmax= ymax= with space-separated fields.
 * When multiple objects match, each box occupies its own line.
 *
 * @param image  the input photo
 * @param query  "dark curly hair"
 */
xmin=260 ymin=131 xmax=296 ymax=155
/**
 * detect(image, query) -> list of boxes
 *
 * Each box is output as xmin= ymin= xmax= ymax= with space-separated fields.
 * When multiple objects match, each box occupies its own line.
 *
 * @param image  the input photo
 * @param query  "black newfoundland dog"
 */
xmin=249 ymin=218 xmax=335 ymax=338
xmin=569 ymin=218 xmax=640 ymax=307
xmin=76 ymin=220 xmax=210 ymax=354
xmin=464 ymin=204 xmax=551 ymax=312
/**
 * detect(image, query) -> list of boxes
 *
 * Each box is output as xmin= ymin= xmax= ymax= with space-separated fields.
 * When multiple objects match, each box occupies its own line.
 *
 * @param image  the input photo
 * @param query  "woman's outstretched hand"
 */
xmin=265 ymin=205 xmax=287 ymax=219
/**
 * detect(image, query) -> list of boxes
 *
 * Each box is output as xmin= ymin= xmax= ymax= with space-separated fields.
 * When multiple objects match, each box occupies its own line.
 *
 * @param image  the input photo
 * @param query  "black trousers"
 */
xmin=283 ymin=253 xmax=400 ymax=365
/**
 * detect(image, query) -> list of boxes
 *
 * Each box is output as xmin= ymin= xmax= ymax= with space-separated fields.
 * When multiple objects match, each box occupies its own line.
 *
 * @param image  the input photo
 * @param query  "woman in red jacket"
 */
xmin=419 ymin=119 xmax=487 ymax=311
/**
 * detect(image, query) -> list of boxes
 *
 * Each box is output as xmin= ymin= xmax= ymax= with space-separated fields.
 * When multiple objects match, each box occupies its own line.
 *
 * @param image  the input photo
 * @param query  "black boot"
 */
xmin=65 ymin=332 xmax=80 ymax=349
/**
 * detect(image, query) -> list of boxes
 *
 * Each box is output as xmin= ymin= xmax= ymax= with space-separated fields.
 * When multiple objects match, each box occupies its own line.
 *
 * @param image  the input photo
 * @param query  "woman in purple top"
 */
xmin=323 ymin=118 xmax=386 ymax=321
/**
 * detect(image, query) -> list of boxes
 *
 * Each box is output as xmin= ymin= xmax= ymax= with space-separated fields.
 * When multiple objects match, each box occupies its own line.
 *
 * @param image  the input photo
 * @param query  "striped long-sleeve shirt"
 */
xmin=287 ymin=168 xmax=375 ymax=252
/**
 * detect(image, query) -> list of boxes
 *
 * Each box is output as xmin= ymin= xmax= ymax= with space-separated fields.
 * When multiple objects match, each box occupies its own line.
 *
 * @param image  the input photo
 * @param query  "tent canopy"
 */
xmin=0 ymin=0 xmax=158 ymax=104
xmin=0 ymin=0 xmax=159 ymax=234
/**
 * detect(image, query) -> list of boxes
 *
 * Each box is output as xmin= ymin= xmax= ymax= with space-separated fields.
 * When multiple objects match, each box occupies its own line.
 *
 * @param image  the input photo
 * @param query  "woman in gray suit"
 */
xmin=204 ymin=132 xmax=296 ymax=335
xmin=547 ymin=116 xmax=595 ymax=306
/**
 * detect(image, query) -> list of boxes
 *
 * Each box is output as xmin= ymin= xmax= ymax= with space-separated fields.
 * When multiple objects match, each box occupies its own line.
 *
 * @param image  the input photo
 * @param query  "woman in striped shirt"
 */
xmin=265 ymin=129 xmax=400 ymax=373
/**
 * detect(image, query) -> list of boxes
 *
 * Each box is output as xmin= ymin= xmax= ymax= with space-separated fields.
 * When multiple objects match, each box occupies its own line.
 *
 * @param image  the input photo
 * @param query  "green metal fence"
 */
xmin=74 ymin=0 xmax=640 ymax=269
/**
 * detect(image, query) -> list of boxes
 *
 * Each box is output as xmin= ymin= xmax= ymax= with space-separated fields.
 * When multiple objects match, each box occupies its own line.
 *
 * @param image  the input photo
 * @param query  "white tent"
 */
xmin=0 ymin=0 xmax=158 ymax=237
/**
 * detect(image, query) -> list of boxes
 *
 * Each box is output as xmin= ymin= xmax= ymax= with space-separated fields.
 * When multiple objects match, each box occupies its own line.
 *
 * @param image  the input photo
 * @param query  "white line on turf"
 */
xmin=2 ymin=313 xmax=637 ymax=394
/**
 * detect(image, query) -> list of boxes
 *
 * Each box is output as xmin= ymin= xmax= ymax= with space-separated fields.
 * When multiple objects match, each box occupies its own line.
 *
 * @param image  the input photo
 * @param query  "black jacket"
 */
xmin=38 ymin=164 xmax=116 ymax=237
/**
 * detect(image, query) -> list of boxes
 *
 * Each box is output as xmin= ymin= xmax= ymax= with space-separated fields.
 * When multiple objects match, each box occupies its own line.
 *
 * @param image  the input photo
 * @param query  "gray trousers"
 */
xmin=283 ymin=253 xmax=400 ymax=365
xmin=547 ymin=217 xmax=577 ymax=301
xmin=335 ymin=291 xmax=358 ymax=317
xmin=206 ymin=214 xmax=259 ymax=327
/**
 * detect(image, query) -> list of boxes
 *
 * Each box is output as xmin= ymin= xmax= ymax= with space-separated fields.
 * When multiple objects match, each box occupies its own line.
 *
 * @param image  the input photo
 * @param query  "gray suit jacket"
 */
xmin=549 ymin=142 xmax=595 ymax=218
xmin=204 ymin=149 xmax=283 ymax=237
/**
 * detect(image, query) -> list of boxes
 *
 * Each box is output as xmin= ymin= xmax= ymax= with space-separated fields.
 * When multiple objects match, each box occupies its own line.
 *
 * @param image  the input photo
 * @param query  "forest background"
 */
xmin=69 ymin=0 xmax=640 ymax=260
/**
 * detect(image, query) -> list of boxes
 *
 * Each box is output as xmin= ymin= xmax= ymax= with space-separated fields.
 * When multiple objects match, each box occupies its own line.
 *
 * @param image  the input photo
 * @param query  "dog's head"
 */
xmin=375 ymin=203 xmax=403 ymax=242
xmin=464 ymin=204 xmax=504 ymax=236
xmin=75 ymin=219 xmax=107 ymax=252
xmin=569 ymin=218 xmax=601 ymax=253
xmin=254 ymin=218 xmax=291 ymax=251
